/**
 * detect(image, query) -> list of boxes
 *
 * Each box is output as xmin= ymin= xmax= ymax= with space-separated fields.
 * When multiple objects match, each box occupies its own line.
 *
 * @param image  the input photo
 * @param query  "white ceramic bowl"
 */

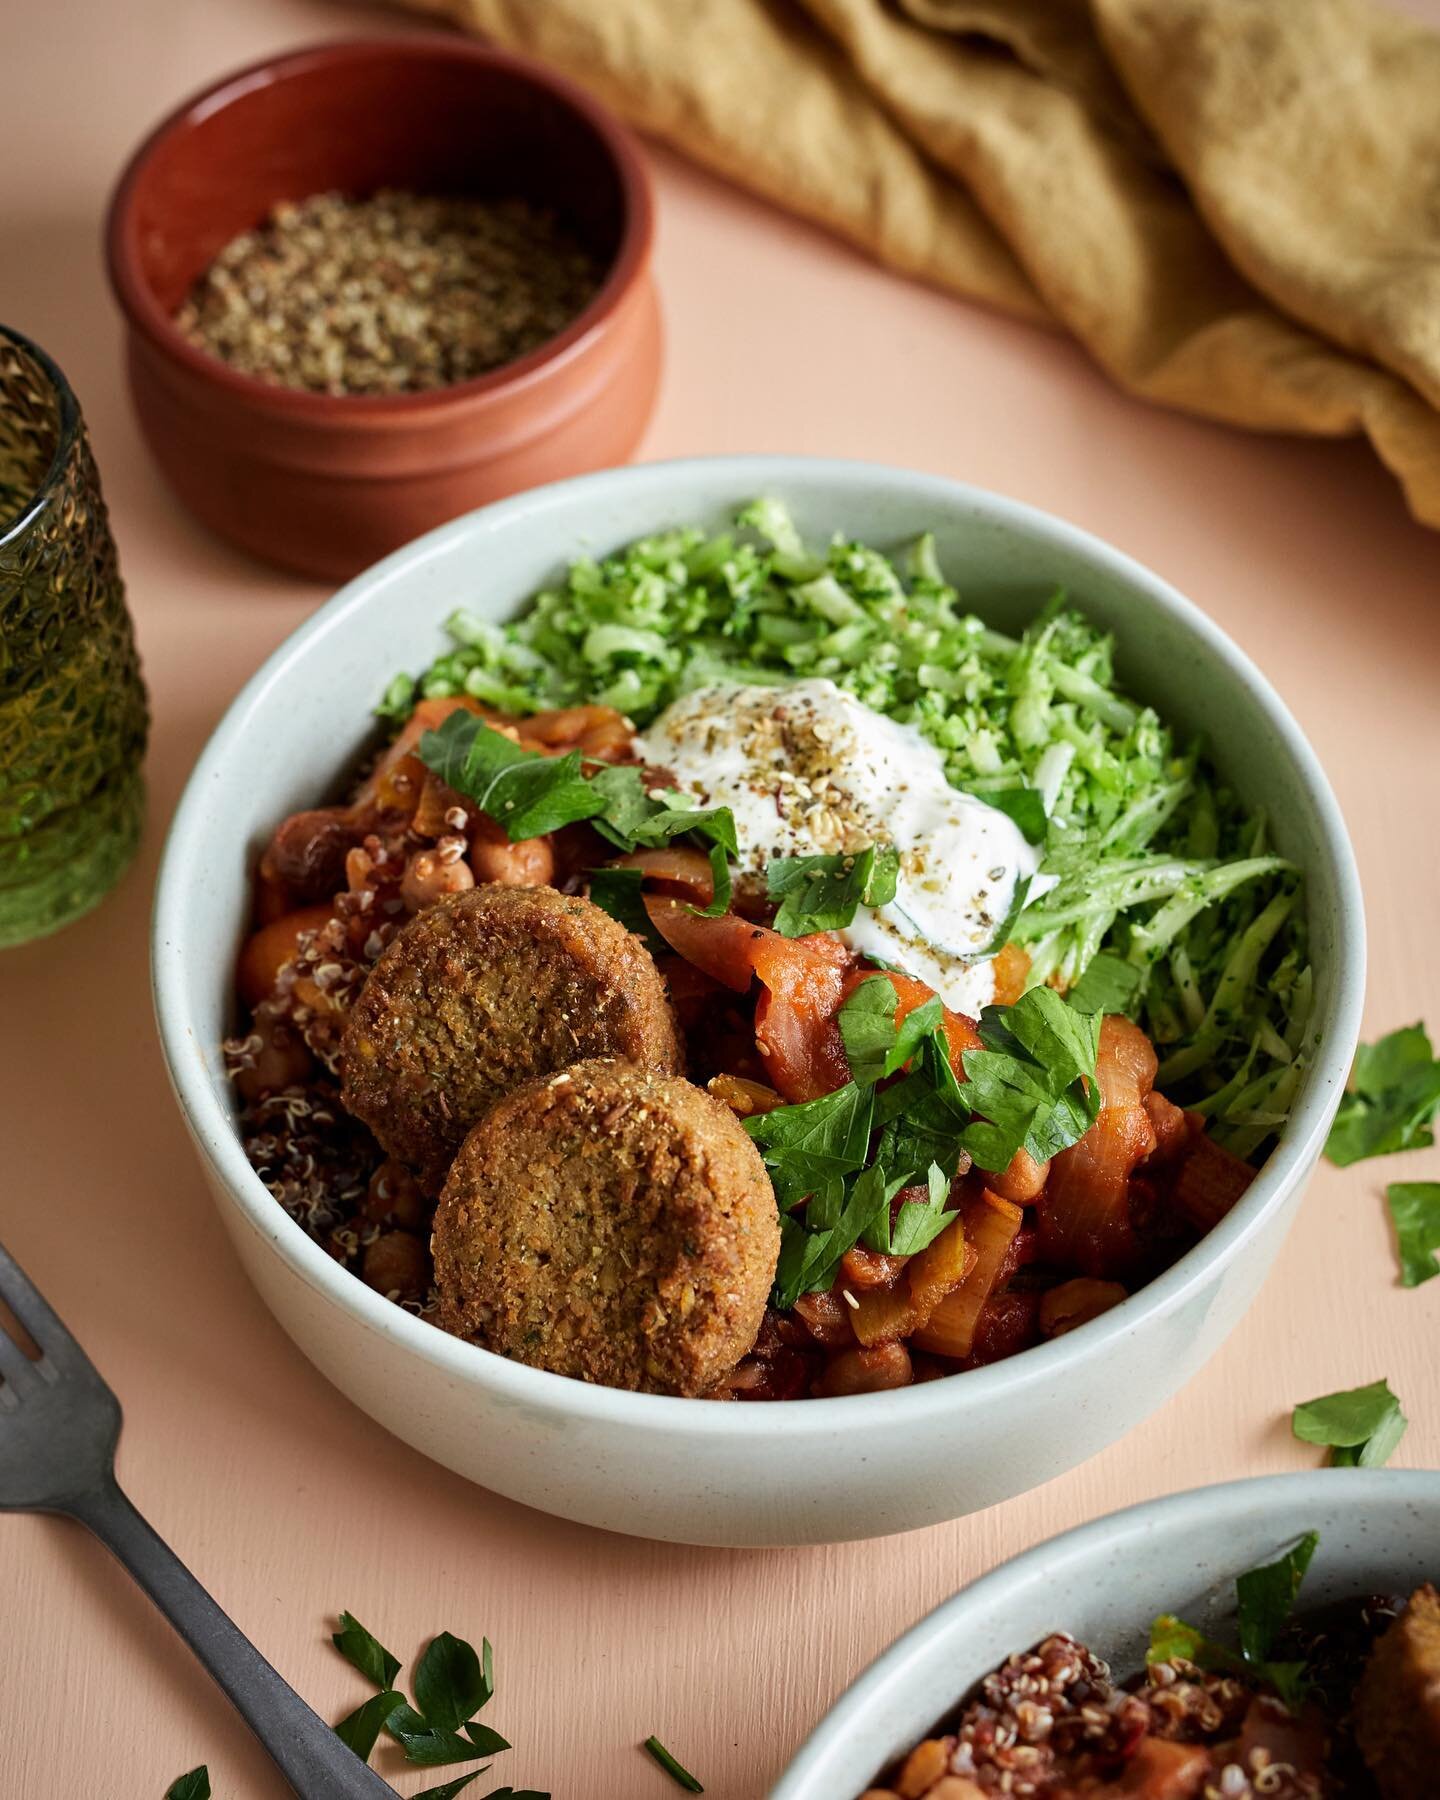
xmin=771 ymin=1469 xmax=1440 ymax=1797
xmin=152 ymin=457 xmax=1364 ymax=1547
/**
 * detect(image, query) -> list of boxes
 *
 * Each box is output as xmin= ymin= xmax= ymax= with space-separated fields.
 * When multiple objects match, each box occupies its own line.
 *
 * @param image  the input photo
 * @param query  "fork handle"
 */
xmin=65 ymin=1476 xmax=398 ymax=1799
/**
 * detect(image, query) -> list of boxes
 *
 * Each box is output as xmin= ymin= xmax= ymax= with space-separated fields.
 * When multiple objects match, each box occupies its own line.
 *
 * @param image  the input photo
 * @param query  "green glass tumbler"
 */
xmin=0 ymin=325 xmax=148 ymax=947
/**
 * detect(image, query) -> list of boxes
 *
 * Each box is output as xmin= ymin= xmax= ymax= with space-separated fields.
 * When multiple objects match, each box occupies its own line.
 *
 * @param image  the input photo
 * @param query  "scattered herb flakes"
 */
xmin=1387 ymin=1181 xmax=1440 ymax=1288
xmin=643 ymin=1735 xmax=704 ymax=1793
xmin=1325 ymin=1023 xmax=1440 ymax=1167
xmin=1292 ymin=1378 xmax=1408 ymax=1468
xmin=766 ymin=843 xmax=900 ymax=937
xmin=335 ymin=1688 xmax=404 ymax=1761
xmin=163 ymin=1771 xmax=210 ymax=1800
xmin=332 ymin=1610 xmax=402 ymax=1690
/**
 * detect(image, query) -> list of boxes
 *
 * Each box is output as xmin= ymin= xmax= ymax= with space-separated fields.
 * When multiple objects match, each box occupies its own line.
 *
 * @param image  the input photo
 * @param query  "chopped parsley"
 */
xmin=1148 ymin=1531 xmax=1319 ymax=1710
xmin=382 ymin=500 xmax=1308 ymax=1153
xmin=1325 ymin=1023 xmax=1440 ymax=1167
xmin=164 ymin=1773 xmax=210 ymax=1800
xmin=766 ymin=843 xmax=899 ymax=936
xmin=747 ymin=976 xmax=1098 ymax=1308
xmin=642 ymin=1736 xmax=704 ymax=1793
xmin=1387 ymin=1181 xmax=1440 ymax=1288
xmin=1291 ymin=1378 xmax=1408 ymax=1468
xmin=417 ymin=711 xmax=736 ymax=915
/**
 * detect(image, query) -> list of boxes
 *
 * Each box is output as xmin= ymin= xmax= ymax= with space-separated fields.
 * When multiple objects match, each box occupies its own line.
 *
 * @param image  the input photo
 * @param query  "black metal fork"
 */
xmin=0 ymin=1237 xmax=396 ymax=1798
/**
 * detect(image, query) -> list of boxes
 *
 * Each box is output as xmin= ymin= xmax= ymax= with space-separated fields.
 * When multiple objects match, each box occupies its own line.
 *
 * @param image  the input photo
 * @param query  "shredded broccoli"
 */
xmin=379 ymin=500 xmax=1310 ymax=1154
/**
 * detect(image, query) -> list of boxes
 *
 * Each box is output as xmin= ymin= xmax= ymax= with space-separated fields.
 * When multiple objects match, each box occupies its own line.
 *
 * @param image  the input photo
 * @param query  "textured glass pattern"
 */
xmin=0 ymin=329 xmax=148 ymax=945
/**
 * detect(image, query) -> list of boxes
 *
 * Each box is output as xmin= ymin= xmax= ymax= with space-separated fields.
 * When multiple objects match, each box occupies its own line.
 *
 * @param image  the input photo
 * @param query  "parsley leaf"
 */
xmin=1148 ymin=1532 xmax=1320 ymax=1711
xmin=1387 ymin=1182 xmax=1440 ymax=1288
xmin=977 ymin=785 xmax=1048 ymax=845
xmin=388 ymin=1701 xmax=508 ymax=1767
xmin=415 ymin=1632 xmax=491 ymax=1734
xmin=743 ymin=1081 xmax=874 ymax=1213
xmin=335 ymin=1688 xmax=404 ymax=1759
xmin=164 ymin=1771 xmax=210 ymax=1800
xmin=332 ymin=1610 xmax=401 ymax=1689
xmin=836 ymin=975 xmax=942 ymax=1086
xmin=886 ymin=1163 xmax=961 ymax=1257
xmin=1292 ymin=1378 xmax=1408 ymax=1467
xmin=412 ymin=1776 xmax=487 ymax=1800
xmin=1067 ymin=952 xmax=1143 ymax=1016
xmin=959 ymin=985 xmax=1101 ymax=1170
xmin=419 ymin=712 xmax=603 ymax=841
xmin=416 ymin=716 xmax=736 ymax=908
xmin=585 ymin=866 xmax=669 ymax=955
xmin=642 ymin=1735 xmax=704 ymax=1792
xmin=1325 ymin=1023 xmax=1440 ymax=1167
xmin=1236 ymin=1532 xmax=1319 ymax=1664
xmin=767 ymin=844 xmax=899 ymax=937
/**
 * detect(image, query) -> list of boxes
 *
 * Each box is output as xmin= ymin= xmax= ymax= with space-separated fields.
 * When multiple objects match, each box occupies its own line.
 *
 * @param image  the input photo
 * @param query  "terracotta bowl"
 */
xmin=104 ymin=38 xmax=660 ymax=581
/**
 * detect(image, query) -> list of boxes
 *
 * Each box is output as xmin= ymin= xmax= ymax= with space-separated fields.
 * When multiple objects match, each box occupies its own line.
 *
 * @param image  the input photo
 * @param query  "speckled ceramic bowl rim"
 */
xmin=152 ymin=456 xmax=1366 ymax=1442
xmin=104 ymin=36 xmax=655 ymax=418
xmin=769 ymin=1469 xmax=1440 ymax=1799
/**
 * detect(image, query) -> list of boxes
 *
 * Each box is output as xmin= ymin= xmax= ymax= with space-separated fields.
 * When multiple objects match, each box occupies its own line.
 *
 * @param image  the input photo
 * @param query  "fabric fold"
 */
xmin=396 ymin=0 xmax=1440 ymax=527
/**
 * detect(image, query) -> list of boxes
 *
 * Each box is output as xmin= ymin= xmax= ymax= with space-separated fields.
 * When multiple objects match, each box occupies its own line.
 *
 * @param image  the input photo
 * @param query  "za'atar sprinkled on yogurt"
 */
xmin=634 ymin=678 xmax=1051 ymax=1015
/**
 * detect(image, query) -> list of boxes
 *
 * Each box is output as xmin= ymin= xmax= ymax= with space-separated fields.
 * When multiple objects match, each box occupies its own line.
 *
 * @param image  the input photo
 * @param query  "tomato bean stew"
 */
xmin=866 ymin=1539 xmax=1437 ymax=1800
xmin=225 ymin=504 xmax=1310 ymax=1398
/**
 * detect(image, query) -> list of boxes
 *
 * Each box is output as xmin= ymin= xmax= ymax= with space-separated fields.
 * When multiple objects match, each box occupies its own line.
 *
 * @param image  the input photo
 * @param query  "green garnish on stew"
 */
xmin=1386 ymin=1182 xmax=1440 ymax=1288
xmin=1292 ymin=1378 xmax=1408 ymax=1467
xmin=766 ymin=844 xmax=900 ymax=936
xmin=1325 ymin=1023 xmax=1440 ymax=1167
xmin=642 ymin=1735 xmax=704 ymax=1792
xmin=418 ymin=710 xmax=737 ymax=915
xmin=749 ymin=976 xmax=1100 ymax=1308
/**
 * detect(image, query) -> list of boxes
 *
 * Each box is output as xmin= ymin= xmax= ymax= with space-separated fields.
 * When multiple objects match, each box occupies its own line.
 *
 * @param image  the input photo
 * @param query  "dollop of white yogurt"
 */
xmin=633 ymin=679 xmax=1044 ymax=1015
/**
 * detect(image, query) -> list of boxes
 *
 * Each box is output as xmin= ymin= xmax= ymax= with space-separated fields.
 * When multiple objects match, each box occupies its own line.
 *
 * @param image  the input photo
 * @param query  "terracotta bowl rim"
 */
xmin=102 ymin=34 xmax=655 ymax=418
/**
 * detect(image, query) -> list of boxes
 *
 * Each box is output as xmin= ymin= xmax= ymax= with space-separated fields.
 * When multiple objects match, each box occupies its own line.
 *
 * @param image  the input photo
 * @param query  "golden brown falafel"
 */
xmin=1356 ymin=1583 xmax=1440 ymax=1799
xmin=339 ymin=886 xmax=682 ymax=1192
xmin=431 ymin=1058 xmax=780 ymax=1396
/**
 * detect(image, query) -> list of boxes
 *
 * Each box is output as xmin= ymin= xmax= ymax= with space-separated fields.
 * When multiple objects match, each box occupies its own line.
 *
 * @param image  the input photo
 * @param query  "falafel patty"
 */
xmin=1356 ymin=1583 xmax=1440 ymax=1799
xmin=340 ymin=886 xmax=682 ymax=1192
xmin=431 ymin=1058 xmax=780 ymax=1396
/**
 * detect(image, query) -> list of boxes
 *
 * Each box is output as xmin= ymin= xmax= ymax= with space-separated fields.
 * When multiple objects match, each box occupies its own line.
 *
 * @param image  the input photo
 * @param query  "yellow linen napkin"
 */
xmin=396 ymin=0 xmax=1440 ymax=526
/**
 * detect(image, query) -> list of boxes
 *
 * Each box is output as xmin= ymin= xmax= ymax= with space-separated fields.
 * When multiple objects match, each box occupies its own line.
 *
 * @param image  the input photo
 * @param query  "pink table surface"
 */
xmin=4 ymin=3 xmax=1439 ymax=1796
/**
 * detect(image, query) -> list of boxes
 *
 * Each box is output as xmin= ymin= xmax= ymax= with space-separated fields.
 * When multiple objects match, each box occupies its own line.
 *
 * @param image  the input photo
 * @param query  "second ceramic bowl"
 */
xmin=771 ymin=1470 xmax=1440 ymax=1797
xmin=152 ymin=457 xmax=1364 ymax=1546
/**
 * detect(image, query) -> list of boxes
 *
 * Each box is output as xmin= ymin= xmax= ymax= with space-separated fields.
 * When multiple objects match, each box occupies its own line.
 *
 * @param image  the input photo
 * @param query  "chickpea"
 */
xmin=468 ymin=816 xmax=555 ymax=888
xmin=814 ymin=1341 xmax=913 ymax=1397
xmin=361 ymin=1230 xmax=429 ymax=1302
xmin=988 ymin=1146 xmax=1050 ymax=1204
xmin=231 ymin=1014 xmax=314 ymax=1103
xmin=362 ymin=1159 xmax=429 ymax=1232
xmin=401 ymin=846 xmax=475 ymax=912
xmin=896 ymin=1740 xmax=950 ymax=1799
